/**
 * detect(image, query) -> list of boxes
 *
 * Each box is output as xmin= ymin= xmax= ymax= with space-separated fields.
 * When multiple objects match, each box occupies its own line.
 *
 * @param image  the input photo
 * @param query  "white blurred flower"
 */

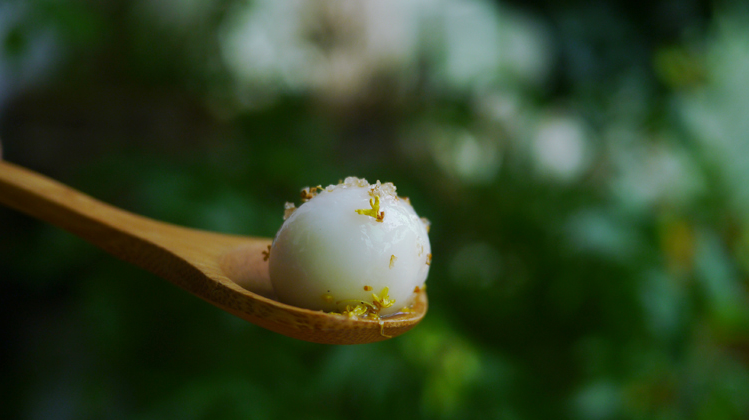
xmin=609 ymin=138 xmax=705 ymax=212
xmin=496 ymin=9 xmax=552 ymax=86
xmin=474 ymin=89 xmax=523 ymax=124
xmin=220 ymin=0 xmax=422 ymax=103
xmin=676 ymin=12 xmax=749 ymax=211
xmin=429 ymin=125 xmax=502 ymax=184
xmin=532 ymin=114 xmax=592 ymax=183
xmin=219 ymin=0 xmax=551 ymax=105
xmin=438 ymin=0 xmax=502 ymax=88
xmin=429 ymin=2 xmax=552 ymax=89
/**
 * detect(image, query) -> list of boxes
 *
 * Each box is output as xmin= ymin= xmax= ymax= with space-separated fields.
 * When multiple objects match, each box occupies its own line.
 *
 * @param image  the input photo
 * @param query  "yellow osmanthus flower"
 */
xmin=300 ymin=185 xmax=322 ymax=202
xmin=355 ymin=195 xmax=384 ymax=222
xmin=372 ymin=287 xmax=395 ymax=310
xmin=334 ymin=287 xmax=396 ymax=319
xmin=342 ymin=304 xmax=368 ymax=318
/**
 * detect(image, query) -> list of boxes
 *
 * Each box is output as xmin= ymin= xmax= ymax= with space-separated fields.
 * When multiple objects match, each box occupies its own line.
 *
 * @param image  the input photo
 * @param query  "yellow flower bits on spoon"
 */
xmin=269 ymin=177 xmax=431 ymax=318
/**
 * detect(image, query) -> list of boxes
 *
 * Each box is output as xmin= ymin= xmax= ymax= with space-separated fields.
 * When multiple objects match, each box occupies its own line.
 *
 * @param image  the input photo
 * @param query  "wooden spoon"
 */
xmin=0 ymin=161 xmax=427 ymax=344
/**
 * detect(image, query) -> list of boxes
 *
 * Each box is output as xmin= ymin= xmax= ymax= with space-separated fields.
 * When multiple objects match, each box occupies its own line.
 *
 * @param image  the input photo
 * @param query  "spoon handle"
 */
xmin=0 ymin=161 xmax=230 ymax=289
xmin=0 ymin=161 xmax=153 ymax=243
xmin=0 ymin=159 xmax=178 ymax=247
xmin=0 ymin=160 xmax=272 ymax=294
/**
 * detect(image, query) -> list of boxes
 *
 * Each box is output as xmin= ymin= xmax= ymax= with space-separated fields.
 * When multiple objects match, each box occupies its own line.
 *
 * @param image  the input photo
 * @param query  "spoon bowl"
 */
xmin=0 ymin=161 xmax=427 ymax=344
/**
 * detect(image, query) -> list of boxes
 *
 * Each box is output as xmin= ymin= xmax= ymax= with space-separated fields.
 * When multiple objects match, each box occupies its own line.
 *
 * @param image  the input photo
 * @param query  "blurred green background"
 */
xmin=2 ymin=0 xmax=749 ymax=418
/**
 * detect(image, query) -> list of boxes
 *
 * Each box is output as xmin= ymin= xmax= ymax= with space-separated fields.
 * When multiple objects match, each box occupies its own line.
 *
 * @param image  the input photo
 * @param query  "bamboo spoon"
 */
xmin=0 ymin=161 xmax=427 ymax=344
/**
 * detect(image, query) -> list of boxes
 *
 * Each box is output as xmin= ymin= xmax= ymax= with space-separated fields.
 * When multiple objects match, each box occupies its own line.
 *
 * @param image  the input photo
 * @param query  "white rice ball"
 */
xmin=269 ymin=177 xmax=431 ymax=317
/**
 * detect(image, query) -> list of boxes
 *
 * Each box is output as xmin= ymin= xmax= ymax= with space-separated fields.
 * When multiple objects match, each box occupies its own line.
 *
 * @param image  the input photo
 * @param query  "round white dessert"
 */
xmin=269 ymin=178 xmax=431 ymax=317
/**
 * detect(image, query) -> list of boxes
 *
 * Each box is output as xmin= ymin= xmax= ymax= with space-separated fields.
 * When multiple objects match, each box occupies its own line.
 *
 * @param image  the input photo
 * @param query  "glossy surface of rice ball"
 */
xmin=269 ymin=177 xmax=431 ymax=317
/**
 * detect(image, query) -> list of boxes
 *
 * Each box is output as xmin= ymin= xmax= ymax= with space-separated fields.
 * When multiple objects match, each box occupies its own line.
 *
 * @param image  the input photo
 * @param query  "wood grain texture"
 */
xmin=0 ymin=161 xmax=427 ymax=344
